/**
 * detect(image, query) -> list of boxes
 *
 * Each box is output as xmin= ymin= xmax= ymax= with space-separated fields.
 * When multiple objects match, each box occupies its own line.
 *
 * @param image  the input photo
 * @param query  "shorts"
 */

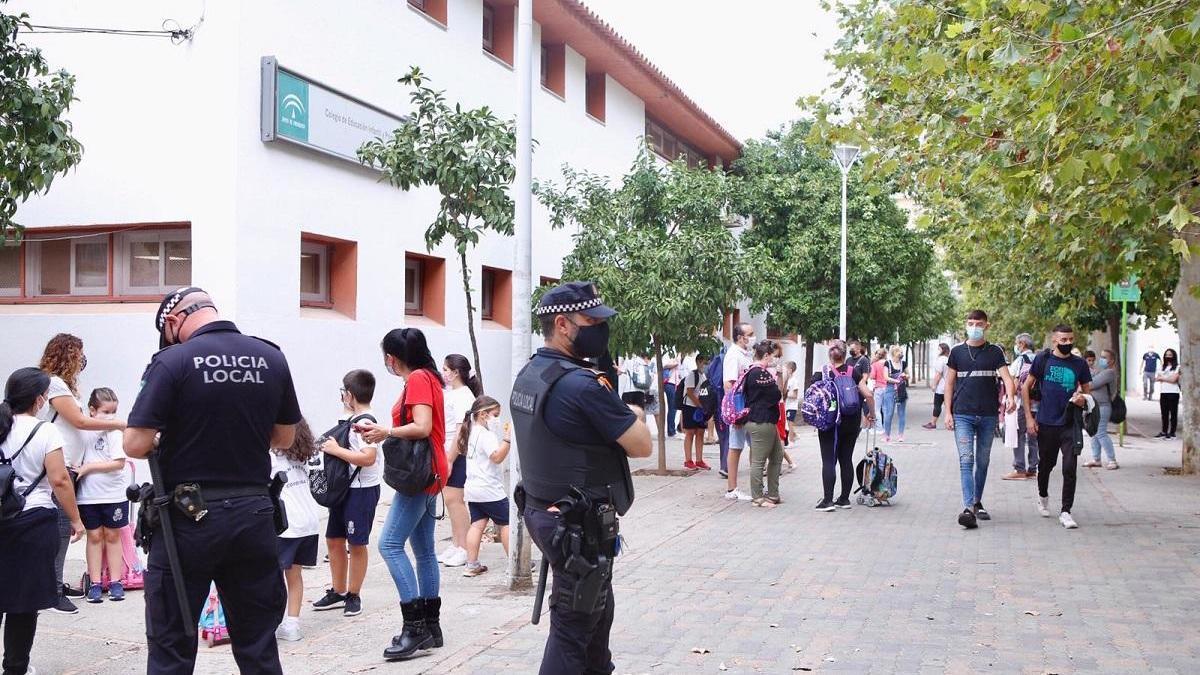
xmin=468 ymin=498 xmax=510 ymax=526
xmin=79 ymin=501 xmax=130 ymax=530
xmin=786 ymin=409 xmax=798 ymax=422
xmin=278 ymin=534 xmax=318 ymax=569
xmin=447 ymin=454 xmax=467 ymax=489
xmin=680 ymin=405 xmax=707 ymax=430
xmin=729 ymin=424 xmax=750 ymax=450
xmin=326 ymin=485 xmax=381 ymax=546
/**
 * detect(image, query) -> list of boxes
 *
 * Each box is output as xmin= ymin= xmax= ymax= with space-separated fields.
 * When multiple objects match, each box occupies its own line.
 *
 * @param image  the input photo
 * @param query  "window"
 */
xmin=539 ymin=275 xmax=559 ymax=288
xmin=540 ymin=45 xmax=548 ymax=87
xmin=482 ymin=4 xmax=495 ymax=53
xmin=404 ymin=253 xmax=445 ymax=323
xmin=300 ymin=241 xmax=330 ymax=304
xmin=481 ymin=268 xmax=495 ymax=320
xmin=0 ymin=243 xmax=19 ymax=297
xmin=586 ymin=72 xmax=606 ymax=122
xmin=541 ymin=43 xmax=565 ymax=98
xmin=116 ymin=229 xmax=191 ymax=296
xmin=482 ymin=2 xmax=513 ymax=65
xmin=481 ymin=266 xmax=511 ymax=328
xmin=405 ymin=257 xmax=423 ymax=315
xmin=23 ymin=236 xmax=108 ymax=297
xmin=408 ymin=0 xmax=447 ymax=25
xmin=645 ymin=117 xmax=709 ymax=168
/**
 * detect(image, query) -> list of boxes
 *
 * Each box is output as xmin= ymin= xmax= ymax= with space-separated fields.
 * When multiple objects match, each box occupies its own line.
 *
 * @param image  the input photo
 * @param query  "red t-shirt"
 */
xmin=391 ymin=369 xmax=447 ymax=495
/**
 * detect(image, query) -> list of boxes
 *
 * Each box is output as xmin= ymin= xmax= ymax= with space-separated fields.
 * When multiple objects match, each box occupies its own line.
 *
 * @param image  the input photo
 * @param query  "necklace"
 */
xmin=966 ymin=342 xmax=987 ymax=363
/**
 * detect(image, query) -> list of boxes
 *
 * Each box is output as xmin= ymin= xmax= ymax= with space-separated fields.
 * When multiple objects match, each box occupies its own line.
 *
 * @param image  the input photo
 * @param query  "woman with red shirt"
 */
xmin=359 ymin=328 xmax=447 ymax=661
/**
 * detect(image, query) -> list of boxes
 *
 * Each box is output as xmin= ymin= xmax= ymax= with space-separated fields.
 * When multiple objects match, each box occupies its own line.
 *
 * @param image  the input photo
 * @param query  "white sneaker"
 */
xmin=275 ymin=622 xmax=302 ymax=642
xmin=724 ymin=489 xmax=751 ymax=502
xmin=442 ymin=546 xmax=468 ymax=567
xmin=1059 ymin=511 xmax=1078 ymax=529
xmin=436 ymin=546 xmax=455 ymax=563
xmin=1036 ymin=497 xmax=1051 ymax=517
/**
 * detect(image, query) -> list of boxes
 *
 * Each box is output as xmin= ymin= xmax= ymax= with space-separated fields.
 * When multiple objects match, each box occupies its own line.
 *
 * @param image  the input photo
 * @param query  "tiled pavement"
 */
xmin=33 ymin=390 xmax=1200 ymax=674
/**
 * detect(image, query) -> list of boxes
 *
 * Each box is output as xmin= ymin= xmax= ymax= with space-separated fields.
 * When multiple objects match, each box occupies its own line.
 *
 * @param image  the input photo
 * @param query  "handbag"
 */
xmin=1108 ymin=380 xmax=1127 ymax=424
xmin=382 ymin=388 xmax=436 ymax=496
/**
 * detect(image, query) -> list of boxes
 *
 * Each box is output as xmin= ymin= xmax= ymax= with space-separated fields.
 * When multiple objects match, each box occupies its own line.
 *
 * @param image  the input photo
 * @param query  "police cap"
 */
xmin=536 ymin=281 xmax=616 ymax=319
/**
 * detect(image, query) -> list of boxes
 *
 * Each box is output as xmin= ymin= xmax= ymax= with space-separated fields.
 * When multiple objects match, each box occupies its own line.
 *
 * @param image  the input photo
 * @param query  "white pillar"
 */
xmin=839 ymin=171 xmax=848 ymax=341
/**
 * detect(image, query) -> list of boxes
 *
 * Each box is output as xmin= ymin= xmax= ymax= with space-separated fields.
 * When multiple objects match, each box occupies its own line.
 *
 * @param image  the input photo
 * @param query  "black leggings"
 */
xmin=932 ymin=393 xmax=945 ymax=419
xmin=1 ymin=612 xmax=38 ymax=675
xmin=1160 ymin=393 xmax=1180 ymax=436
xmin=818 ymin=418 xmax=861 ymax=501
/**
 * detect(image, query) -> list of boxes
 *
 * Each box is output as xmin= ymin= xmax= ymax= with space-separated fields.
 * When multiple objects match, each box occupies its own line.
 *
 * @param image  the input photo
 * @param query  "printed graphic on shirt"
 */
xmin=191 ymin=354 xmax=271 ymax=384
xmin=1044 ymin=364 xmax=1078 ymax=392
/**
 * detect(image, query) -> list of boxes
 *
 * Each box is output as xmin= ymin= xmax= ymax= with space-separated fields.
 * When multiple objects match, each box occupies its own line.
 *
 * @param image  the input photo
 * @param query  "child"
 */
xmin=311 ymin=370 xmax=380 ymax=617
xmin=273 ymin=418 xmax=321 ymax=642
xmin=459 ymin=396 xmax=512 ymax=577
xmin=76 ymin=388 xmax=128 ymax=603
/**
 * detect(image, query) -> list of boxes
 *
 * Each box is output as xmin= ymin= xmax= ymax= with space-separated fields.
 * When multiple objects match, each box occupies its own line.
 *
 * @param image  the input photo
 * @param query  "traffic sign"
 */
xmin=1108 ymin=276 xmax=1141 ymax=302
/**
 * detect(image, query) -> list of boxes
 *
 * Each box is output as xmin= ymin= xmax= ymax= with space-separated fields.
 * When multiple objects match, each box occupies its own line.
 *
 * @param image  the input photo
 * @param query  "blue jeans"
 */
xmin=1091 ymin=404 xmax=1116 ymax=462
xmin=664 ymin=383 xmax=678 ymax=436
xmin=378 ymin=491 xmax=439 ymax=603
xmin=881 ymin=386 xmax=907 ymax=436
xmin=718 ymin=423 xmax=729 ymax=472
xmin=953 ymin=415 xmax=997 ymax=508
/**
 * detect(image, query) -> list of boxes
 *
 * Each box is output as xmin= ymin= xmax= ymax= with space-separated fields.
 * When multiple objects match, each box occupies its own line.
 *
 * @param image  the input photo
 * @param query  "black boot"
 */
xmin=383 ymin=599 xmax=434 ymax=660
xmin=424 ymin=596 xmax=443 ymax=648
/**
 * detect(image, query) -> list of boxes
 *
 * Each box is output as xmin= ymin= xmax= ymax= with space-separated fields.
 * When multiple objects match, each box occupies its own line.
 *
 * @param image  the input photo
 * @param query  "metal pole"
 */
xmin=839 ymin=170 xmax=848 ymax=341
xmin=1119 ymin=300 xmax=1128 ymax=447
xmin=508 ymin=0 xmax=534 ymax=592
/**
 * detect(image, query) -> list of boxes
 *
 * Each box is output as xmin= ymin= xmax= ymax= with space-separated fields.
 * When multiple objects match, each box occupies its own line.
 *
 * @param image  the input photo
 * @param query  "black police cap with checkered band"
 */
xmin=536 ymin=281 xmax=617 ymax=319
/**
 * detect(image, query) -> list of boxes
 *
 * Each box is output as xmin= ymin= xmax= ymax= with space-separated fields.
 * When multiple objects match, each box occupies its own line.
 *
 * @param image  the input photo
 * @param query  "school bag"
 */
xmin=705 ymin=348 xmax=728 ymax=426
xmin=673 ymin=370 xmax=692 ymax=410
xmin=719 ymin=368 xmax=752 ymax=427
xmin=831 ymin=364 xmax=863 ymax=418
xmin=0 ymin=422 xmax=46 ymax=521
xmin=854 ymin=429 xmax=898 ymax=506
xmin=801 ymin=372 xmax=840 ymax=431
xmin=309 ymin=413 xmax=376 ymax=508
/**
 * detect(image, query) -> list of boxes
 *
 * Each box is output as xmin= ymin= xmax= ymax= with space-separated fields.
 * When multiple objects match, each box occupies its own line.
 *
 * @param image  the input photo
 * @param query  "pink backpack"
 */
xmin=720 ymin=367 xmax=753 ymax=427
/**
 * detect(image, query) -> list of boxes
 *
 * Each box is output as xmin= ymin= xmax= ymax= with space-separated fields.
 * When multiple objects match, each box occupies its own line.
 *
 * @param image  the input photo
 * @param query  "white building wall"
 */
xmin=2 ymin=0 xmax=653 ymax=425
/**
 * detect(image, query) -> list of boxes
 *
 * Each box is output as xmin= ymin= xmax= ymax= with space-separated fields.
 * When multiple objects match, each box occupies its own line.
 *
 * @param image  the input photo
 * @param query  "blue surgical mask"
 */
xmin=1097 ymin=358 xmax=1108 ymax=369
xmin=966 ymin=326 xmax=985 ymax=341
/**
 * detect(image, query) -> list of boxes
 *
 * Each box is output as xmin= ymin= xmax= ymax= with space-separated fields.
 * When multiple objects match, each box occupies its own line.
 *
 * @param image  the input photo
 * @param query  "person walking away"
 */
xmin=924 ymin=343 xmax=950 ymax=429
xmin=1140 ymin=345 xmax=1160 ymax=401
xmin=1003 ymin=334 xmax=1040 ymax=480
xmin=1155 ymin=349 xmax=1181 ymax=439
xmin=511 ymin=282 xmax=652 ymax=674
xmin=1022 ymin=324 xmax=1091 ymax=529
xmin=272 ymin=419 xmax=321 ymax=642
xmin=311 ymin=370 xmax=381 ymax=617
xmin=439 ymin=355 xmax=482 ymax=568
xmin=458 ymin=396 xmax=512 ymax=577
xmin=123 ymin=287 xmax=302 ymax=674
xmin=37 ymin=334 xmax=125 ymax=614
xmin=662 ymin=357 xmax=682 ymax=438
xmin=723 ymin=324 xmax=756 ymax=501
xmin=0 ymin=367 xmax=86 ymax=675
xmin=1083 ymin=350 xmax=1119 ymax=469
xmin=680 ymin=355 xmax=712 ymax=470
xmin=76 ymin=388 xmax=129 ymax=604
xmin=869 ymin=348 xmax=888 ymax=431
xmin=944 ymin=310 xmax=1016 ymax=529
xmin=814 ymin=340 xmax=876 ymax=511
xmin=742 ymin=341 xmax=784 ymax=508
xmin=881 ymin=346 xmax=910 ymax=443
xmin=356 ymin=329 xmax=447 ymax=661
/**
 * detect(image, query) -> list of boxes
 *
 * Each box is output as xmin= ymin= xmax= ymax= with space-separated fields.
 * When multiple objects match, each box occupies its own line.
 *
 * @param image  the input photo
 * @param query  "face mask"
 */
xmin=97 ymin=412 xmax=116 ymax=420
xmin=569 ymin=321 xmax=610 ymax=359
xmin=1056 ymin=343 xmax=1074 ymax=355
xmin=966 ymin=326 xmax=985 ymax=341
xmin=1097 ymin=358 xmax=1108 ymax=369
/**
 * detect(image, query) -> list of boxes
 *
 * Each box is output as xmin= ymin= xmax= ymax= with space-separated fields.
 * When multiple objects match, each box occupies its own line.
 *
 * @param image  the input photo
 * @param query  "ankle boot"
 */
xmin=424 ymin=596 xmax=443 ymax=648
xmin=383 ymin=599 xmax=433 ymax=660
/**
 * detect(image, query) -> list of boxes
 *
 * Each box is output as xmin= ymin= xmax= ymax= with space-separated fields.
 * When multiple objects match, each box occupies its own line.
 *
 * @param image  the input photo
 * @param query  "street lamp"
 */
xmin=833 ymin=144 xmax=861 ymax=341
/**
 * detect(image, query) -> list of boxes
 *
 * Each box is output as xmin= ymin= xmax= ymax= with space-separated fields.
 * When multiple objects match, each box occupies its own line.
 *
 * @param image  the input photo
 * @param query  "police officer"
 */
xmin=124 ymin=287 xmax=301 ymax=675
xmin=510 ymin=282 xmax=652 ymax=674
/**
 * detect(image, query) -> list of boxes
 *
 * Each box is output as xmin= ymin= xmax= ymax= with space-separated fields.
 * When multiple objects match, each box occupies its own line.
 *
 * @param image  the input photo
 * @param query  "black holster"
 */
xmin=548 ymin=488 xmax=620 ymax=614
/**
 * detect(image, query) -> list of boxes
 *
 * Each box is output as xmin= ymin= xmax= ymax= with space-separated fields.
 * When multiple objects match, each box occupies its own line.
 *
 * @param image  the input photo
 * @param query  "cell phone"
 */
xmin=351 ymin=423 xmax=369 ymax=433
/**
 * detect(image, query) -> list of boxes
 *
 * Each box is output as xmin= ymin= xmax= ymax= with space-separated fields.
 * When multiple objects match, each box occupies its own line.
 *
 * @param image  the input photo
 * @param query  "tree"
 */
xmin=359 ymin=67 xmax=515 ymax=388
xmin=536 ymin=148 xmax=740 ymax=472
xmin=1 ymin=7 xmax=83 ymax=243
xmin=733 ymin=121 xmax=955 ymax=378
xmin=813 ymin=0 xmax=1200 ymax=471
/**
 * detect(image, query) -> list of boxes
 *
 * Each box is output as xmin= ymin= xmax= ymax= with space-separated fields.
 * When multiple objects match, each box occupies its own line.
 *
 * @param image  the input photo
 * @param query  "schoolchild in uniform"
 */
xmin=76 ymin=387 xmax=129 ymax=603
xmin=458 ymin=396 xmax=512 ymax=577
xmin=273 ymin=418 xmax=321 ymax=642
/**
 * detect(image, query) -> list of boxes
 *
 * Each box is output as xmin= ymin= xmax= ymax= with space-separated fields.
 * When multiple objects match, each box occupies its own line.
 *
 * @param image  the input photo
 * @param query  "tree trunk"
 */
xmin=1173 ymin=230 xmax=1200 ymax=474
xmin=1106 ymin=313 xmax=1123 ymax=395
xmin=801 ymin=339 xmax=816 ymax=425
xmin=654 ymin=342 xmax=668 ymax=472
xmin=460 ymin=251 xmax=483 ymax=391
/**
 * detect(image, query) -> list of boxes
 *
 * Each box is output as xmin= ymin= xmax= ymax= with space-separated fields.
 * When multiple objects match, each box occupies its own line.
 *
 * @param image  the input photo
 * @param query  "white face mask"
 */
xmin=98 ymin=412 xmax=116 ymax=420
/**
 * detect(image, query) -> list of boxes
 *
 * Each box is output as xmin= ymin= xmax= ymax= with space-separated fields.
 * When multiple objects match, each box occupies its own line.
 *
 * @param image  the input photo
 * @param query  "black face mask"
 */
xmin=1056 ymin=342 xmax=1074 ymax=356
xmin=569 ymin=320 xmax=610 ymax=359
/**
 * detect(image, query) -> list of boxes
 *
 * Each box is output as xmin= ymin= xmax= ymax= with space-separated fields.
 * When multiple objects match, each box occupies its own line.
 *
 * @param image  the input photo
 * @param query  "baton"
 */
xmin=531 ymin=556 xmax=550 ymax=625
xmin=148 ymin=454 xmax=196 ymax=638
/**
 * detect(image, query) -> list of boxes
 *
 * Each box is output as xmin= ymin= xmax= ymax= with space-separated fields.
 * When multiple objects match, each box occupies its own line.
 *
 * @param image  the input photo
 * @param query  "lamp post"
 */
xmin=833 ymin=145 xmax=861 ymax=340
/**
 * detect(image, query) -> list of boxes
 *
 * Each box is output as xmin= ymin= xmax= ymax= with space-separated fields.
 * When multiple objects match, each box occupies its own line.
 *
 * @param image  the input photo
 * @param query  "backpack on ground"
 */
xmin=309 ymin=413 xmax=376 ymax=508
xmin=705 ymin=348 xmax=728 ymax=426
xmin=854 ymin=429 xmax=898 ymax=506
xmin=0 ymin=422 xmax=47 ymax=521
xmin=720 ymin=368 xmax=752 ymax=427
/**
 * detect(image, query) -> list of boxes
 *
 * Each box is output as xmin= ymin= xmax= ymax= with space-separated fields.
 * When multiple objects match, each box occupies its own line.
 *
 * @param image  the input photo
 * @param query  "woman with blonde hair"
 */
xmin=881 ymin=345 xmax=909 ymax=443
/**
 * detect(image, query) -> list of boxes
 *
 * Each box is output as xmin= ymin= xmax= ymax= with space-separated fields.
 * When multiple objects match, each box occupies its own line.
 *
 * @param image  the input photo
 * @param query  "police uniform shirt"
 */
xmin=127 ymin=321 xmax=302 ymax=488
xmin=537 ymin=348 xmax=637 ymax=446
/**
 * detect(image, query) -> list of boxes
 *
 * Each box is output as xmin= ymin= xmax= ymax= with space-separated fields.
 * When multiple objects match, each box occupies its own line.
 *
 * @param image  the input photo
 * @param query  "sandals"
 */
xmin=751 ymin=497 xmax=778 ymax=509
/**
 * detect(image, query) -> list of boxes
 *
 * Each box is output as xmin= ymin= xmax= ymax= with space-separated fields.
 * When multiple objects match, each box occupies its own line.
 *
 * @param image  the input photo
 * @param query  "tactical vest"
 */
xmin=510 ymin=353 xmax=634 ymax=515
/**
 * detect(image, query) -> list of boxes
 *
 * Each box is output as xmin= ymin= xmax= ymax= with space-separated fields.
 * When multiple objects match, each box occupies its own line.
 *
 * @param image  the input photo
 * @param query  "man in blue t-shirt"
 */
xmin=1022 ymin=323 xmax=1092 ymax=530
xmin=1140 ymin=347 xmax=1160 ymax=401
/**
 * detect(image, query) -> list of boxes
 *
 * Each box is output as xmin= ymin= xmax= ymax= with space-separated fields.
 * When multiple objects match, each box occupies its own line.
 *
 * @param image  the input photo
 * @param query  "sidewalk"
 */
xmin=34 ymin=388 xmax=1200 ymax=674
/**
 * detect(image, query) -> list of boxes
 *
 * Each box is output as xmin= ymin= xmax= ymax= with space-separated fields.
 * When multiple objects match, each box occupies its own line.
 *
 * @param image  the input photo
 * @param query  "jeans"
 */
xmin=378 ymin=491 xmax=439 ymax=603
xmin=881 ymin=386 xmax=907 ymax=437
xmin=1143 ymin=373 xmax=1155 ymax=399
xmin=1037 ymin=424 xmax=1078 ymax=513
xmin=746 ymin=422 xmax=783 ymax=500
xmin=1160 ymin=393 xmax=1180 ymax=436
xmin=717 ymin=424 xmax=729 ymax=472
xmin=1014 ymin=408 xmax=1039 ymax=473
xmin=1090 ymin=404 xmax=1116 ymax=462
xmin=873 ymin=388 xmax=885 ymax=430
xmin=664 ymin=383 xmax=678 ymax=437
xmin=953 ymin=415 xmax=997 ymax=508
xmin=1 ymin=612 xmax=38 ymax=675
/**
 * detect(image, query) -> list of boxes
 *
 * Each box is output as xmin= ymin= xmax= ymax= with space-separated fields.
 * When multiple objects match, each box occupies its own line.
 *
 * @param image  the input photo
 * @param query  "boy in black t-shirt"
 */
xmin=1022 ymin=324 xmax=1092 ymax=530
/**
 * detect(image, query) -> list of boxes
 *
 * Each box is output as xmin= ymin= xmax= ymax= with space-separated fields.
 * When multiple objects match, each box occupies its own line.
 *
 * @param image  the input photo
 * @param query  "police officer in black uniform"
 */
xmin=124 ymin=287 xmax=301 ymax=675
xmin=510 ymin=282 xmax=652 ymax=674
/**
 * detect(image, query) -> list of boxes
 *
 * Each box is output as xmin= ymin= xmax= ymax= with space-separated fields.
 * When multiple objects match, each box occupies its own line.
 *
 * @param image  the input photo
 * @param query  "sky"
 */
xmin=580 ymin=0 xmax=843 ymax=143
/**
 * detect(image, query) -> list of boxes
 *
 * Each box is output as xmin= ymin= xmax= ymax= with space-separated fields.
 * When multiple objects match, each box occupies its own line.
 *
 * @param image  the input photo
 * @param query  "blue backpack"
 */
xmin=705 ymin=347 xmax=727 ymax=428
xmin=831 ymin=364 xmax=863 ymax=417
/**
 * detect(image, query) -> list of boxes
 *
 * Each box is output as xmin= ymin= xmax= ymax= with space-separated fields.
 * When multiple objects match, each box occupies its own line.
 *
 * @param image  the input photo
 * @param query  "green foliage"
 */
xmin=1 ymin=9 xmax=83 ymax=243
xmin=359 ymin=67 xmax=516 ymax=386
xmin=733 ymin=121 xmax=955 ymax=344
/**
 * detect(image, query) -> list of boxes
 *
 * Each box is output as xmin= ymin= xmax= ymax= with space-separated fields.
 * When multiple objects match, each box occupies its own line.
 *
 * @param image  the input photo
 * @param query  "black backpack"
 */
xmin=697 ymin=377 xmax=718 ymax=417
xmin=308 ymin=413 xmax=376 ymax=508
xmin=673 ymin=371 xmax=695 ymax=410
xmin=382 ymin=392 xmax=436 ymax=497
xmin=0 ymin=422 xmax=47 ymax=521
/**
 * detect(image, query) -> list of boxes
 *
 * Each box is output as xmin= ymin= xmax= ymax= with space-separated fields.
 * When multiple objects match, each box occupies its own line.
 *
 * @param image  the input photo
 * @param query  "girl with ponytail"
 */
xmin=438 ymin=354 xmax=482 ymax=567
xmin=456 ymin=396 xmax=511 ymax=577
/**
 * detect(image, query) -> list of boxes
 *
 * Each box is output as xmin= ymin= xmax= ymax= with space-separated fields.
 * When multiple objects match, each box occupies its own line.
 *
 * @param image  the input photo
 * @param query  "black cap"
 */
xmin=536 ymin=281 xmax=616 ymax=319
xmin=155 ymin=286 xmax=207 ymax=332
